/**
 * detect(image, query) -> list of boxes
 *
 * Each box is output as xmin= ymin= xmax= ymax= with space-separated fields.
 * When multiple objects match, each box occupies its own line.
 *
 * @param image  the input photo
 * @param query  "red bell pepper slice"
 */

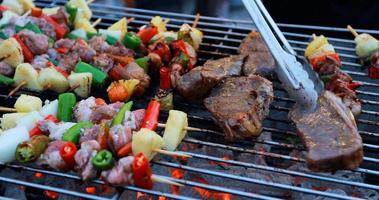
xmin=97 ymin=123 xmax=109 ymax=149
xmin=47 ymin=61 xmax=69 ymax=78
xmin=137 ymin=26 xmax=158 ymax=44
xmin=42 ymin=15 xmax=67 ymax=39
xmin=29 ymin=115 xmax=59 ymax=137
xmin=0 ymin=5 xmax=8 ymax=12
xmin=347 ymin=82 xmax=362 ymax=91
xmin=132 ymin=153 xmax=153 ymax=189
xmin=108 ymin=64 xmax=124 ymax=81
xmin=141 ymin=100 xmax=160 ymax=131
xmin=59 ymin=142 xmax=77 ymax=169
xmin=13 ymin=35 xmax=34 ymax=62
xmin=117 ymin=142 xmax=132 ymax=158
xmin=159 ymin=67 xmax=171 ymax=90
xmin=95 ymin=98 xmax=106 ymax=106
xmin=368 ymin=66 xmax=379 ymax=79
xmin=309 ymin=53 xmax=340 ymax=72
xmin=31 ymin=7 xmax=43 ymax=17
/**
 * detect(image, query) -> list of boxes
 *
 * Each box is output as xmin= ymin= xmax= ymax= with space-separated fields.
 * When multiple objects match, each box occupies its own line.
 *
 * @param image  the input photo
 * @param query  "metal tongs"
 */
xmin=242 ymin=0 xmax=322 ymax=109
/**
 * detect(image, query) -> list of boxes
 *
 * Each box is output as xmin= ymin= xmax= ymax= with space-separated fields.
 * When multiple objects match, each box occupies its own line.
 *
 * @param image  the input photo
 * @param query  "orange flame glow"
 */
xmin=193 ymin=176 xmax=232 ymax=200
xmin=34 ymin=172 xmax=43 ymax=178
xmin=85 ymin=186 xmax=96 ymax=194
xmin=136 ymin=192 xmax=152 ymax=200
xmin=44 ymin=191 xmax=59 ymax=199
xmin=170 ymin=169 xmax=184 ymax=195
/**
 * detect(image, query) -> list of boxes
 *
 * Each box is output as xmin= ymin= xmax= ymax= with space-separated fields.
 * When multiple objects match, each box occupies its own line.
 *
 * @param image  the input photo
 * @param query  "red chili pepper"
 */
xmin=31 ymin=7 xmax=43 ymax=17
xmin=59 ymin=142 xmax=77 ymax=169
xmin=159 ymin=67 xmax=171 ymax=90
xmin=369 ymin=66 xmax=379 ymax=79
xmin=137 ymin=26 xmax=158 ymax=44
xmin=42 ymin=15 xmax=67 ymax=39
xmin=0 ymin=5 xmax=8 ymax=12
xmin=97 ymin=123 xmax=109 ymax=150
xmin=132 ymin=153 xmax=153 ymax=189
xmin=309 ymin=53 xmax=340 ymax=72
xmin=153 ymin=43 xmax=171 ymax=62
xmin=13 ymin=35 xmax=34 ymax=62
xmin=29 ymin=115 xmax=59 ymax=137
xmin=117 ymin=142 xmax=132 ymax=158
xmin=53 ymin=66 xmax=69 ymax=78
xmin=108 ymin=64 xmax=124 ymax=81
xmin=141 ymin=100 xmax=160 ymax=131
xmin=347 ymin=82 xmax=362 ymax=91
xmin=95 ymin=98 xmax=106 ymax=105
xmin=56 ymin=47 xmax=68 ymax=54
xmin=77 ymin=38 xmax=87 ymax=46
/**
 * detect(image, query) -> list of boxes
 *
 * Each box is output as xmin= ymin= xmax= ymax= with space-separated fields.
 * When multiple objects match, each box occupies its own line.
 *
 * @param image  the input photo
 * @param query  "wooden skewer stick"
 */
xmin=68 ymin=84 xmax=81 ymax=92
xmin=347 ymin=25 xmax=358 ymax=37
xmin=8 ymin=80 xmax=27 ymax=97
xmin=153 ymin=148 xmax=191 ymax=158
xmin=127 ymin=17 xmax=135 ymax=24
xmin=192 ymin=13 xmax=200 ymax=28
xmin=311 ymin=33 xmax=316 ymax=39
xmin=91 ymin=18 xmax=102 ymax=27
xmin=157 ymin=123 xmax=220 ymax=134
xmin=86 ymin=0 xmax=95 ymax=5
xmin=0 ymin=106 xmax=17 ymax=112
xmin=151 ymin=175 xmax=183 ymax=187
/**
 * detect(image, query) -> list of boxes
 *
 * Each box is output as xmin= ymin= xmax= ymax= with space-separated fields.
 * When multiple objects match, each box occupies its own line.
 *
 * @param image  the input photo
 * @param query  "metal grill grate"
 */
xmin=0 ymin=0 xmax=378 ymax=199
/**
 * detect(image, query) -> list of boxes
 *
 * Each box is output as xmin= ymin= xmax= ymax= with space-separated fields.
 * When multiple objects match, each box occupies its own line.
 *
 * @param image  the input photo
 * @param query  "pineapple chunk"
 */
xmin=108 ymin=17 xmax=128 ymax=40
xmin=1 ymin=113 xmax=27 ymax=130
xmin=38 ymin=67 xmax=69 ymax=93
xmin=2 ymin=0 xmax=23 ymax=15
xmin=162 ymin=110 xmax=188 ymax=151
xmin=14 ymin=94 xmax=42 ymax=113
xmin=308 ymin=43 xmax=335 ymax=59
xmin=304 ymin=35 xmax=328 ymax=58
xmin=132 ymin=128 xmax=165 ymax=161
xmin=355 ymin=33 xmax=379 ymax=58
xmin=14 ymin=63 xmax=43 ymax=91
xmin=0 ymin=38 xmax=23 ymax=68
xmin=68 ymin=0 xmax=92 ymax=20
xmin=75 ymin=18 xmax=96 ymax=33
xmin=151 ymin=16 xmax=168 ymax=33
xmin=42 ymin=7 xmax=59 ymax=15
xmin=18 ymin=0 xmax=35 ymax=12
xmin=68 ymin=72 xmax=93 ymax=98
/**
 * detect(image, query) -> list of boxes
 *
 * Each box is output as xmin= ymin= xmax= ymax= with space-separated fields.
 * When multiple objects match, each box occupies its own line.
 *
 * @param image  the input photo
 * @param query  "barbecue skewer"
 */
xmin=0 ymin=106 xmax=17 ymax=112
xmin=153 ymin=148 xmax=191 ymax=158
xmin=192 ymin=13 xmax=200 ymax=28
xmin=157 ymin=123 xmax=219 ymax=134
xmin=347 ymin=25 xmax=358 ymax=37
xmin=8 ymin=80 xmax=27 ymax=97
xmin=86 ymin=0 xmax=96 ymax=5
xmin=91 ymin=18 xmax=102 ymax=27
xmin=151 ymin=175 xmax=183 ymax=187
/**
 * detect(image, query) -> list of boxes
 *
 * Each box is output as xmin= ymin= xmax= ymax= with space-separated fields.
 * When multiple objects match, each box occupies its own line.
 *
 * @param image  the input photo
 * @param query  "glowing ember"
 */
xmin=34 ymin=172 xmax=43 ymax=178
xmin=136 ymin=192 xmax=152 ymax=200
xmin=208 ymin=155 xmax=232 ymax=168
xmin=170 ymin=169 xmax=184 ymax=195
xmin=85 ymin=186 xmax=96 ymax=194
xmin=193 ymin=176 xmax=232 ymax=200
xmin=158 ymin=196 xmax=166 ymax=200
xmin=44 ymin=190 xmax=59 ymax=199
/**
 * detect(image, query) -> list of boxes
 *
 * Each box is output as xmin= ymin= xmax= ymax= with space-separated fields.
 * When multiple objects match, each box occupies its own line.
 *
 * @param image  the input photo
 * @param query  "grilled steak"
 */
xmin=176 ymin=55 xmax=244 ymax=100
xmin=238 ymin=31 xmax=276 ymax=78
xmin=204 ymin=76 xmax=273 ymax=141
xmin=289 ymin=91 xmax=363 ymax=172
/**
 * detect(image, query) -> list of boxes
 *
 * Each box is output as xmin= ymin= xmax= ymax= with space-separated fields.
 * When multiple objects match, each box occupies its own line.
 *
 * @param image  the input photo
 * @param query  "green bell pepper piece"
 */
xmin=111 ymin=101 xmax=133 ymax=126
xmin=135 ymin=57 xmax=149 ymax=73
xmin=0 ymin=74 xmax=15 ymax=86
xmin=63 ymin=121 xmax=93 ymax=144
xmin=74 ymin=61 xmax=108 ymax=87
xmin=58 ymin=93 xmax=76 ymax=122
xmin=123 ymin=32 xmax=141 ymax=50
xmin=23 ymin=22 xmax=42 ymax=34
xmin=106 ymin=35 xmax=118 ymax=45
xmin=0 ymin=32 xmax=8 ymax=39
xmin=65 ymin=3 xmax=78 ymax=25
xmin=87 ymin=32 xmax=101 ymax=39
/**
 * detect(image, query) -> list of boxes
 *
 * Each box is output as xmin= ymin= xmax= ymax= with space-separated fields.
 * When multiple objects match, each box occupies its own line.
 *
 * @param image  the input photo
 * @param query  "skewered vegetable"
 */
xmin=123 ymin=32 xmax=141 ymax=50
xmin=132 ymin=153 xmax=153 ymax=189
xmin=92 ymin=150 xmax=114 ymax=171
xmin=155 ymin=67 xmax=173 ymax=111
xmin=0 ymin=126 xmax=29 ymax=163
xmin=13 ymin=63 xmax=43 ymax=91
xmin=58 ymin=93 xmax=76 ymax=122
xmin=0 ymin=74 xmax=15 ymax=86
xmin=40 ymin=100 xmax=59 ymax=117
xmin=151 ymin=16 xmax=168 ymax=33
xmin=162 ymin=110 xmax=188 ymax=151
xmin=108 ymin=17 xmax=128 ymax=40
xmin=141 ymin=100 xmax=160 ymax=130
xmin=1 ymin=0 xmax=23 ymax=15
xmin=74 ymin=18 xmax=97 ymax=33
xmin=16 ymin=135 xmax=49 ymax=162
xmin=1 ymin=113 xmax=27 ymax=130
xmin=13 ymin=35 xmax=34 ymax=62
xmin=178 ymin=23 xmax=203 ymax=50
xmin=67 ymin=72 xmax=93 ymax=98
xmin=138 ymin=26 xmax=158 ymax=44
xmin=62 ymin=121 xmax=93 ymax=144
xmin=135 ymin=57 xmax=149 ymax=72
xmin=14 ymin=94 xmax=42 ymax=113
xmin=304 ymin=35 xmax=328 ymax=58
xmin=117 ymin=142 xmax=132 ymax=158
xmin=59 ymin=142 xmax=77 ymax=169
xmin=29 ymin=115 xmax=59 ymax=137
xmin=68 ymin=0 xmax=92 ymax=20
xmin=38 ymin=67 xmax=70 ymax=93
xmin=132 ymin=128 xmax=164 ymax=160
xmin=16 ymin=111 xmax=43 ymax=131
xmin=0 ymin=38 xmax=23 ymax=68
xmin=74 ymin=62 xmax=108 ymax=88
xmin=107 ymin=79 xmax=139 ymax=103
xmin=111 ymin=101 xmax=133 ymax=126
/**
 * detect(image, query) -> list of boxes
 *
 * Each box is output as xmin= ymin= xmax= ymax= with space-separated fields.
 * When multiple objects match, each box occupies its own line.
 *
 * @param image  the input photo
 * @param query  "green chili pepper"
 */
xmin=179 ymin=52 xmax=189 ymax=67
xmin=0 ymin=32 xmax=8 ymax=39
xmin=74 ymin=61 xmax=108 ymax=87
xmin=92 ymin=150 xmax=114 ymax=171
xmin=106 ymin=35 xmax=118 ymax=45
xmin=65 ymin=3 xmax=78 ymax=25
xmin=0 ymin=74 xmax=15 ymax=86
xmin=135 ymin=57 xmax=149 ymax=73
xmin=111 ymin=101 xmax=133 ymax=126
xmin=320 ymin=74 xmax=334 ymax=84
xmin=123 ymin=32 xmax=141 ymax=50
xmin=63 ymin=121 xmax=93 ymax=144
xmin=23 ymin=22 xmax=42 ymax=34
xmin=165 ymin=36 xmax=176 ymax=44
xmin=16 ymin=135 xmax=49 ymax=162
xmin=48 ymin=58 xmax=59 ymax=66
xmin=178 ymin=30 xmax=193 ymax=47
xmin=58 ymin=93 xmax=76 ymax=122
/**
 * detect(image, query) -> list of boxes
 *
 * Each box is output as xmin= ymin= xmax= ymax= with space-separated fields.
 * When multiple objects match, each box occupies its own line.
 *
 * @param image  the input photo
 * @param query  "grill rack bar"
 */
xmin=0 ymin=0 xmax=373 ymax=199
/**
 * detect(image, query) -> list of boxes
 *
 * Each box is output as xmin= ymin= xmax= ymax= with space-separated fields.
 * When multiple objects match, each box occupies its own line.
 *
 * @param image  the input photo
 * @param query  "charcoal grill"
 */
xmin=0 ymin=0 xmax=378 ymax=199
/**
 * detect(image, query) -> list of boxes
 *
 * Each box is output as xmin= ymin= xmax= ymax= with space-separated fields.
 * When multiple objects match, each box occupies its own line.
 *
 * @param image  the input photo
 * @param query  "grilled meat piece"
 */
xmin=101 ymin=156 xmax=134 ymax=186
xmin=38 ymin=140 xmax=70 ymax=171
xmin=39 ymin=121 xmax=76 ymax=140
xmin=289 ymin=91 xmax=363 ymax=172
xmin=92 ymin=53 xmax=114 ymax=73
xmin=90 ymin=102 xmax=124 ymax=123
xmin=31 ymin=54 xmax=50 ymax=70
xmin=75 ymin=140 xmax=101 ymax=180
xmin=204 ymin=76 xmax=273 ymax=141
xmin=18 ymin=29 xmax=49 ymax=55
xmin=123 ymin=109 xmax=145 ymax=130
xmin=176 ymin=55 xmax=244 ymax=100
xmin=116 ymin=62 xmax=151 ymax=96
xmin=0 ymin=61 xmax=14 ymax=76
xmin=317 ymin=56 xmax=342 ymax=75
xmin=109 ymin=124 xmax=132 ymax=152
xmin=79 ymin=124 xmax=100 ymax=144
xmin=238 ymin=31 xmax=276 ymax=78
